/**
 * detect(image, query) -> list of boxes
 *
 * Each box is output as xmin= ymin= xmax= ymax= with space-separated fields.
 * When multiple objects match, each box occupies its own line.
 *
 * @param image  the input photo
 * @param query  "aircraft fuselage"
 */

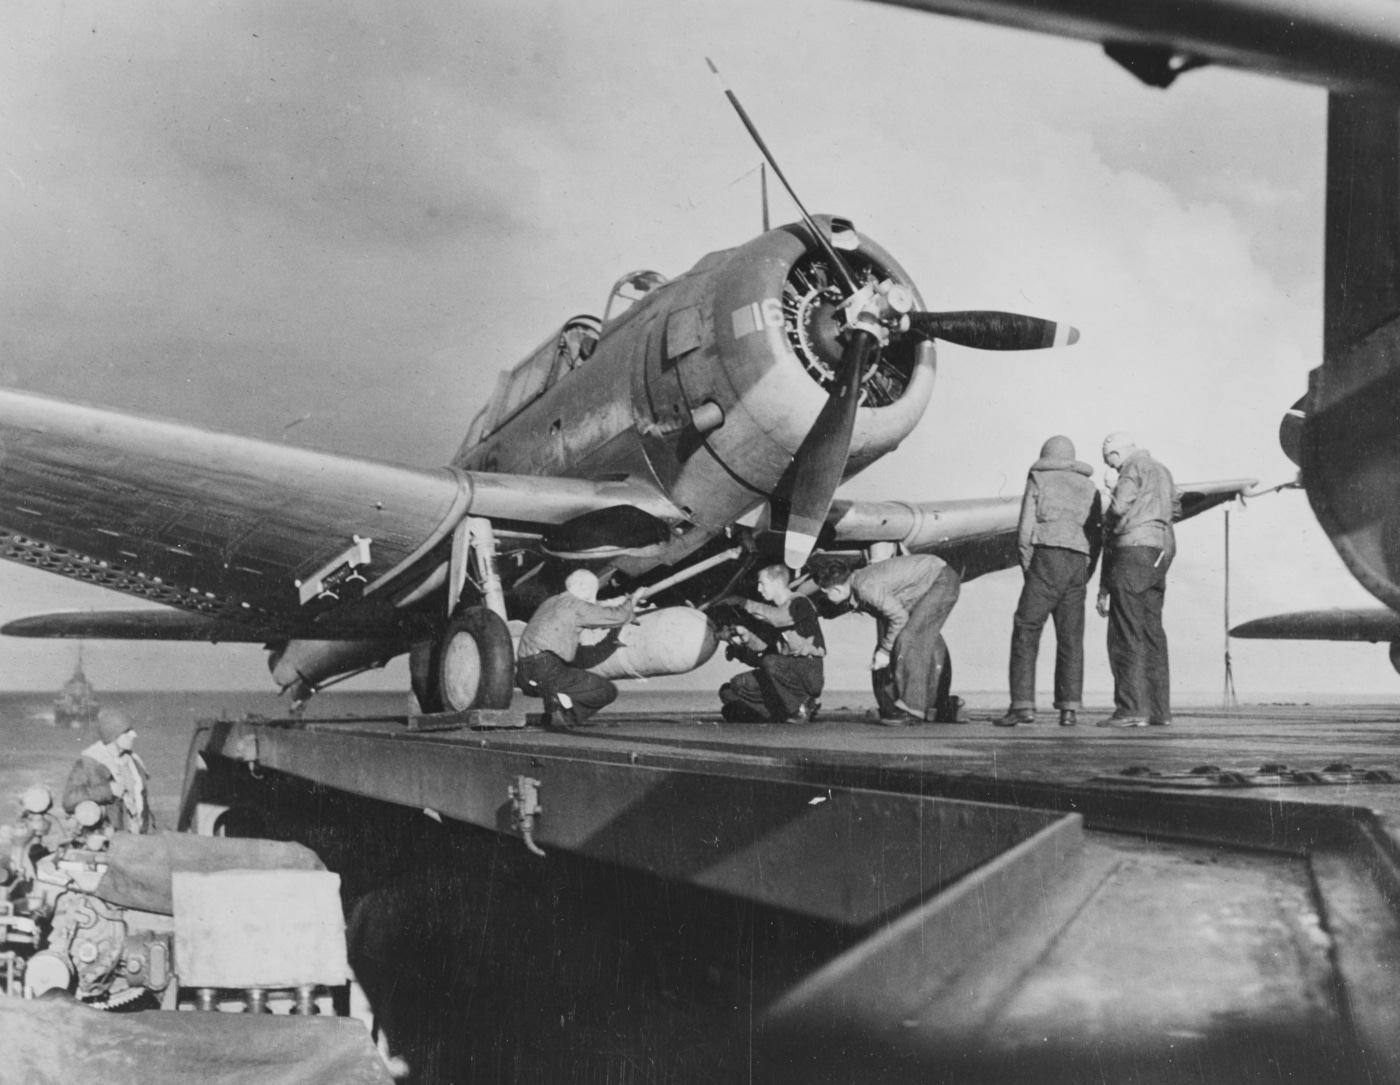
xmin=454 ymin=220 xmax=937 ymax=563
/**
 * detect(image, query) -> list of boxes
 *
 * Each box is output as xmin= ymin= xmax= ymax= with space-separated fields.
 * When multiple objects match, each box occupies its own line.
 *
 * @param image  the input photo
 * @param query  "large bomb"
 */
xmin=577 ymin=607 xmax=719 ymax=680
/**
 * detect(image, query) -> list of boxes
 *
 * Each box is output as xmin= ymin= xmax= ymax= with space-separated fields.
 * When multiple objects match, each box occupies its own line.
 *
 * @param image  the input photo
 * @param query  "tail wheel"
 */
xmin=437 ymin=606 xmax=515 ymax=712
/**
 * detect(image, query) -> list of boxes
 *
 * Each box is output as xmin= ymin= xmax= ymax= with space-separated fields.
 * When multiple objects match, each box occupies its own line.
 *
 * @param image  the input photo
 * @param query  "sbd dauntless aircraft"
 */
xmin=0 ymin=78 xmax=1250 ymax=713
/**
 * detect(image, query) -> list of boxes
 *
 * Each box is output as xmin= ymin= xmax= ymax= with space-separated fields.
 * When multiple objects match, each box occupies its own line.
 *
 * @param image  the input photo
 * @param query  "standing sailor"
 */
xmin=1096 ymin=432 xmax=1181 ymax=728
xmin=62 ymin=712 xmax=153 ymax=833
xmin=997 ymin=436 xmax=1102 ymax=728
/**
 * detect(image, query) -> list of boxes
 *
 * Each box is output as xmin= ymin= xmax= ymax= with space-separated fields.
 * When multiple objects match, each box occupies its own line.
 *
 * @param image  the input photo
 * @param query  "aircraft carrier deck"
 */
xmin=182 ymin=701 xmax=1400 ymax=1084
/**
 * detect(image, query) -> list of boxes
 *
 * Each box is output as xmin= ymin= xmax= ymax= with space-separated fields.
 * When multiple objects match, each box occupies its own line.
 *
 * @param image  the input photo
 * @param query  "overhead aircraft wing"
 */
xmin=0 ymin=388 xmax=679 ymax=642
xmin=828 ymin=477 xmax=1257 ymax=582
xmin=1230 ymin=608 xmax=1400 ymax=642
xmin=2 ymin=610 xmax=273 ymax=642
xmin=864 ymin=0 xmax=1400 ymax=94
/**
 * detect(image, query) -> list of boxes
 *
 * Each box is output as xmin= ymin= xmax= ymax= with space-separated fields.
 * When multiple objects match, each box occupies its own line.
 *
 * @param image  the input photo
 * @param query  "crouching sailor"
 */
xmin=716 ymin=564 xmax=825 ymax=723
xmin=515 ymin=569 xmax=638 ymax=729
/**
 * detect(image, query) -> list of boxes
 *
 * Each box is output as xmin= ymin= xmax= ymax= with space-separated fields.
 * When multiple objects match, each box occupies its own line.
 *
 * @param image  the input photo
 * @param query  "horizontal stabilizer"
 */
xmin=1230 ymin=608 xmax=1400 ymax=642
xmin=2 ymin=609 xmax=274 ymax=642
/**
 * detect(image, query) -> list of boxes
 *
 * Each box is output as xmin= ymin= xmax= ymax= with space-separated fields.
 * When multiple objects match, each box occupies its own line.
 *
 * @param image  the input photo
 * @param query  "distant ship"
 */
xmin=53 ymin=648 xmax=99 ymax=729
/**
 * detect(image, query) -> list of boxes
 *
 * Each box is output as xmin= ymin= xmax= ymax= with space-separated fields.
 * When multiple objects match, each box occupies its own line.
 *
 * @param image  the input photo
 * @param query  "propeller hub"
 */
xmin=841 ymin=279 xmax=914 ymax=349
xmin=879 ymin=282 xmax=913 ymax=315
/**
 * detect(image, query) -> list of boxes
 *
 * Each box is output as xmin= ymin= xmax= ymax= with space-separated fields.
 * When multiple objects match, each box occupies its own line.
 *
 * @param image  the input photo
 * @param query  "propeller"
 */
xmin=783 ymin=327 xmax=879 ymax=569
xmin=707 ymin=59 xmax=1079 ymax=569
xmin=907 ymin=310 xmax=1079 ymax=351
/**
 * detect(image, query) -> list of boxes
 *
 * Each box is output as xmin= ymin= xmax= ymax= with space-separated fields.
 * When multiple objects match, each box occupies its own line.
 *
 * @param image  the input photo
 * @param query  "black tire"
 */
xmin=436 ymin=606 xmax=515 ymax=712
xmin=936 ymin=638 xmax=953 ymax=706
xmin=409 ymin=639 xmax=441 ymax=714
xmin=211 ymin=806 xmax=268 ymax=839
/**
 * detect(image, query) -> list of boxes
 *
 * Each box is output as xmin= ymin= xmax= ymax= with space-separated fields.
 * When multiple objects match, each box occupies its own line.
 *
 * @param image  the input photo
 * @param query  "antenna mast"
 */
xmin=760 ymin=162 xmax=770 ymax=233
xmin=1223 ymin=506 xmax=1238 ymax=709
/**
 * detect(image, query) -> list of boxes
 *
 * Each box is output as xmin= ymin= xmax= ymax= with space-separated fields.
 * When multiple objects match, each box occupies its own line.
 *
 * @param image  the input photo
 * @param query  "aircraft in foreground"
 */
xmin=0 ymin=80 xmax=1252 ymax=712
xmin=1231 ymin=397 xmax=1400 ymax=679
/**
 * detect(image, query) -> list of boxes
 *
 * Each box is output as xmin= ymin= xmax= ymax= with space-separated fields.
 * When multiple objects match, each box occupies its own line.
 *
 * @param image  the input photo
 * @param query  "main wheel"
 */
xmin=436 ymin=606 xmax=515 ymax=712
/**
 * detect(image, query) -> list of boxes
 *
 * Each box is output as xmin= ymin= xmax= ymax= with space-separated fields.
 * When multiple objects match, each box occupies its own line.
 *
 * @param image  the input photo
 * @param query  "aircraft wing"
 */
xmin=828 ymin=477 xmax=1257 ymax=582
xmin=864 ymin=0 xmax=1400 ymax=94
xmin=1230 ymin=608 xmax=1400 ymax=642
xmin=0 ymin=388 xmax=678 ymax=642
xmin=2 ymin=610 xmax=274 ymax=642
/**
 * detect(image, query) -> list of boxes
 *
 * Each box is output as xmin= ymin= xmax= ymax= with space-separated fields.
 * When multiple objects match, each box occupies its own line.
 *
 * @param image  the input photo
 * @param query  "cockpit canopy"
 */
xmin=463 ymin=267 xmax=671 ymax=450
xmin=463 ymin=315 xmax=602 ymax=448
xmin=603 ymin=270 xmax=668 ymax=323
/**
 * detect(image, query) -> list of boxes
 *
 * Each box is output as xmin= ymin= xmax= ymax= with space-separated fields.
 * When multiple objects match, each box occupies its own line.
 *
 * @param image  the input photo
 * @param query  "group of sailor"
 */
xmin=514 ymin=431 xmax=1178 ymax=731
xmin=993 ymin=432 xmax=1179 ymax=729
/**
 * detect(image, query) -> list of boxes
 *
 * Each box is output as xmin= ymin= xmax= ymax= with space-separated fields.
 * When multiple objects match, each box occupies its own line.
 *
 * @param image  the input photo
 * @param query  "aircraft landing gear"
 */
xmin=410 ymin=516 xmax=518 ymax=715
xmin=412 ymin=607 xmax=515 ymax=714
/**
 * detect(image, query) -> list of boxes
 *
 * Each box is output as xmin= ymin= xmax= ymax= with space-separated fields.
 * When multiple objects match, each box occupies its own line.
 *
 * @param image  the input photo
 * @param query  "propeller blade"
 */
xmin=908 ymin=310 xmax=1079 ymax=350
xmin=783 ymin=328 xmax=879 ymax=570
xmin=706 ymin=57 xmax=858 ymax=296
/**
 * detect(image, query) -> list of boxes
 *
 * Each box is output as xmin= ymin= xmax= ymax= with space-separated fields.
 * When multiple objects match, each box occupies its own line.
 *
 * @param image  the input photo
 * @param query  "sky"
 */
xmin=0 ymin=0 xmax=1388 ymax=699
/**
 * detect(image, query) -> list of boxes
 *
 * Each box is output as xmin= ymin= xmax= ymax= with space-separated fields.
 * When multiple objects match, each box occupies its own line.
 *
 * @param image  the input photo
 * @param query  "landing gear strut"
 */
xmin=412 ymin=518 xmax=517 ymax=714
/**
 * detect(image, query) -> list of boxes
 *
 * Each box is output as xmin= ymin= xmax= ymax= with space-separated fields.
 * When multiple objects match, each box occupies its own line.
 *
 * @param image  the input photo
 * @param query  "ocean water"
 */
xmin=0 ymin=689 xmax=408 ymax=830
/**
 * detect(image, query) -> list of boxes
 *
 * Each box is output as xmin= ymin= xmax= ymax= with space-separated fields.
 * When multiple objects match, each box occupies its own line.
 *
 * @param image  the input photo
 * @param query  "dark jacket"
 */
xmin=62 ymin=749 xmax=154 ymax=833
xmin=740 ymin=594 xmax=826 ymax=658
xmin=1017 ymin=456 xmax=1103 ymax=573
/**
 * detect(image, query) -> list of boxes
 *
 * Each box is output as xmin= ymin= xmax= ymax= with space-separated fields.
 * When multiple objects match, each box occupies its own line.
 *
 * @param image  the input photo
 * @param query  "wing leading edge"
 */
xmin=863 ymin=0 xmax=1400 ymax=94
xmin=1231 ymin=609 xmax=1400 ymax=642
xmin=829 ymin=478 xmax=1257 ymax=581
xmin=0 ymin=388 xmax=680 ymax=642
xmin=2 ymin=610 xmax=273 ymax=642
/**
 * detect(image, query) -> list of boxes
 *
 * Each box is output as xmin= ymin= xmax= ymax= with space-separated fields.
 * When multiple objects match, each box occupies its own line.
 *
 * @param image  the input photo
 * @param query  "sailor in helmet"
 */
xmin=61 ymin=711 xmax=154 ymax=833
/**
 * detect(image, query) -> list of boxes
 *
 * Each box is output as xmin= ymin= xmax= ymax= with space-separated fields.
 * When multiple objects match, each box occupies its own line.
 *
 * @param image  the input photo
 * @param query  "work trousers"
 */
xmin=515 ymin=650 xmax=618 ymax=724
xmin=1009 ymin=546 xmax=1089 ymax=711
xmin=719 ymin=654 xmax=824 ymax=722
xmin=873 ymin=567 xmax=961 ymax=720
xmin=1106 ymin=545 xmax=1171 ymax=721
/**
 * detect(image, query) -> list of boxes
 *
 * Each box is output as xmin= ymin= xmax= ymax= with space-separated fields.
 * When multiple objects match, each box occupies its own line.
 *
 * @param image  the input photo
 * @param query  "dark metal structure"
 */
xmin=181 ymin=704 xmax=1400 ymax=1082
